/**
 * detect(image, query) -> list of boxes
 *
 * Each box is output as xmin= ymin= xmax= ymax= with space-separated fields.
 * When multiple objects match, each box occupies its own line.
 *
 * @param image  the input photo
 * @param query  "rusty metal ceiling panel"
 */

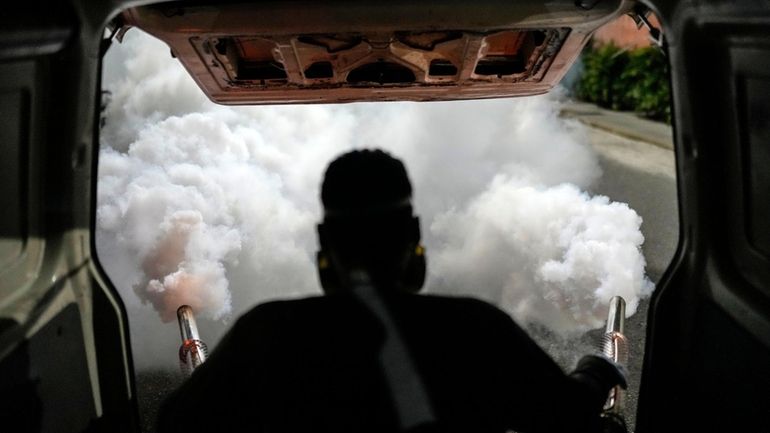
xmin=120 ymin=0 xmax=630 ymax=104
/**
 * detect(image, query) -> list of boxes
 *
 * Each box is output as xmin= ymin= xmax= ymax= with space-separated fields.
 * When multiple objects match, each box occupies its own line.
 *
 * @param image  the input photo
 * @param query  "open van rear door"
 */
xmin=638 ymin=1 xmax=770 ymax=431
xmin=2 ymin=0 xmax=769 ymax=432
xmin=0 ymin=1 xmax=138 ymax=431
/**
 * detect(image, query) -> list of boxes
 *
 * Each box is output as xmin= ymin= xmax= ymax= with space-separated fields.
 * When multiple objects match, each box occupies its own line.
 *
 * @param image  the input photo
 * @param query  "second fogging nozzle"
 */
xmin=601 ymin=296 xmax=628 ymax=413
xmin=177 ymin=305 xmax=208 ymax=375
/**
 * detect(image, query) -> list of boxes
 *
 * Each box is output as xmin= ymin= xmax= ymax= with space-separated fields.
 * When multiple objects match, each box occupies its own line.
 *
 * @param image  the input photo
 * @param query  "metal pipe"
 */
xmin=177 ymin=305 xmax=201 ymax=343
xmin=605 ymin=296 xmax=625 ymax=335
xmin=601 ymin=296 xmax=628 ymax=412
xmin=177 ymin=305 xmax=207 ymax=374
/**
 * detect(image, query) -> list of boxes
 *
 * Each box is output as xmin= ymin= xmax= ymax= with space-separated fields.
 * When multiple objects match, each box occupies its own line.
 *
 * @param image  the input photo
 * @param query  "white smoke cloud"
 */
xmin=97 ymin=29 xmax=653 ymax=370
xmin=430 ymin=177 xmax=653 ymax=334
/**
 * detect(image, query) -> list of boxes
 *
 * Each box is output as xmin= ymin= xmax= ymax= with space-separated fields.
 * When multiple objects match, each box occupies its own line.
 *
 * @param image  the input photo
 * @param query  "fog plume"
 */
xmin=98 ymin=30 xmax=653 ymax=370
xmin=431 ymin=178 xmax=651 ymax=334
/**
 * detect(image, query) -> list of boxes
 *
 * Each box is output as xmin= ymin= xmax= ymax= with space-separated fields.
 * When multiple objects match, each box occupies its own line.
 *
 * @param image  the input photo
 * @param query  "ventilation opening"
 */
xmin=474 ymin=56 xmax=525 ymax=76
xmin=429 ymin=60 xmax=458 ymax=77
xmin=304 ymin=61 xmax=334 ymax=79
xmin=474 ymin=30 xmax=542 ymax=77
xmin=237 ymin=61 xmax=287 ymax=80
xmin=533 ymin=30 xmax=547 ymax=47
xmin=215 ymin=37 xmax=288 ymax=81
xmin=347 ymin=62 xmax=415 ymax=84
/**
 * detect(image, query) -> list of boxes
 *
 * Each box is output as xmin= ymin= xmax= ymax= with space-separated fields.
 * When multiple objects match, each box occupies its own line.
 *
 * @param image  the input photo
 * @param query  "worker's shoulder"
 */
xmin=408 ymin=293 xmax=515 ymax=322
xmin=232 ymin=293 xmax=514 ymax=329
xmin=236 ymin=295 xmax=325 ymax=320
xmin=233 ymin=294 xmax=359 ymax=328
xmin=410 ymin=292 xmax=493 ymax=307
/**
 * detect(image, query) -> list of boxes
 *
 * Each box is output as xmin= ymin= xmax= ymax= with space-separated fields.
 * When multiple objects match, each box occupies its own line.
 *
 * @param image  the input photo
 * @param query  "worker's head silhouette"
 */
xmin=317 ymin=149 xmax=425 ymax=293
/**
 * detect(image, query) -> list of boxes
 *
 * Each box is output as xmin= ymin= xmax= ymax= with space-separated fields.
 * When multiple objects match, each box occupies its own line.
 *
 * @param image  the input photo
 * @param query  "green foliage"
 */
xmin=576 ymin=43 xmax=671 ymax=123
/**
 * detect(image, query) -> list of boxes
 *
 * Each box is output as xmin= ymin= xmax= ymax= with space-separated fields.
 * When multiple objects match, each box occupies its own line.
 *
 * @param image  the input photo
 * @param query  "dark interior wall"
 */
xmin=0 ymin=1 xmax=139 ymax=431
xmin=639 ymin=2 xmax=770 ymax=431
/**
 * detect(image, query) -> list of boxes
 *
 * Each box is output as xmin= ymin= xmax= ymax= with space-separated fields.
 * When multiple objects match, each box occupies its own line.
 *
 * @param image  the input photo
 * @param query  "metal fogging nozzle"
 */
xmin=177 ymin=305 xmax=208 ymax=375
xmin=601 ymin=296 xmax=628 ymax=413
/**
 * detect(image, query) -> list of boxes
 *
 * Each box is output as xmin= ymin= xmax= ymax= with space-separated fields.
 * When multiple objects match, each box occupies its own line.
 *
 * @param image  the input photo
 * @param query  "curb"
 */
xmin=560 ymin=102 xmax=674 ymax=151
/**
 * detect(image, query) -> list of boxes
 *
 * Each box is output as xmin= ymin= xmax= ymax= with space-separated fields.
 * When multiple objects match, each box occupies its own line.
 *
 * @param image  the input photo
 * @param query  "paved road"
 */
xmin=135 ymin=111 xmax=679 ymax=433
xmin=562 ymin=101 xmax=674 ymax=151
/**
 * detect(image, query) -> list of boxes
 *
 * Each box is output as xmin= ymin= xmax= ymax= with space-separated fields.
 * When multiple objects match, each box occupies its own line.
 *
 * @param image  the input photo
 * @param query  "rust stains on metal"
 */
xmin=122 ymin=1 xmax=627 ymax=104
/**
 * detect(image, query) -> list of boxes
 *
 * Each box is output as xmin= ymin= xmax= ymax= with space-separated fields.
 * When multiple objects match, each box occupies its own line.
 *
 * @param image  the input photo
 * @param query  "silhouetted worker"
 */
xmin=158 ymin=149 xmax=625 ymax=433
